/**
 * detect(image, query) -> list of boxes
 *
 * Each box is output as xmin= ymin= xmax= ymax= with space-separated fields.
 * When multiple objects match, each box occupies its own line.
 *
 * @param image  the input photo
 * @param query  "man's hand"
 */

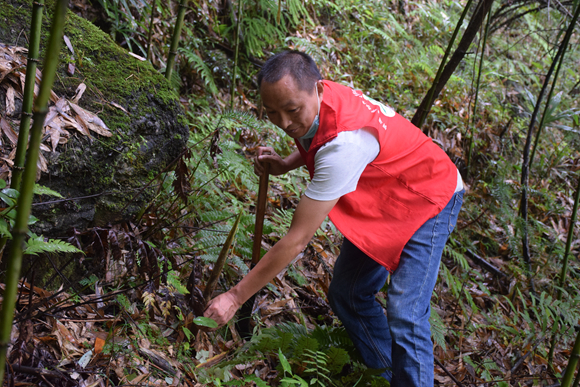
xmin=204 ymin=291 xmax=241 ymax=328
xmin=255 ymin=147 xmax=305 ymax=176
xmin=202 ymin=196 xmax=338 ymax=329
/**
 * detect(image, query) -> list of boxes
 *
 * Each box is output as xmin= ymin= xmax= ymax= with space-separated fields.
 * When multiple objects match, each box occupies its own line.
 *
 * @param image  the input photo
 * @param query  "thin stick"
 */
xmin=165 ymin=0 xmax=188 ymax=81
xmin=146 ymin=0 xmax=158 ymax=61
xmin=0 ymin=1 xmax=69 ymax=384
xmin=203 ymin=211 xmax=243 ymax=303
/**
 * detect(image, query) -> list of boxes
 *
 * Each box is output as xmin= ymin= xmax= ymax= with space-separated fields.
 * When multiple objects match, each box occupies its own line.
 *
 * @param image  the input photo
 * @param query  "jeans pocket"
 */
xmin=448 ymin=190 xmax=464 ymax=233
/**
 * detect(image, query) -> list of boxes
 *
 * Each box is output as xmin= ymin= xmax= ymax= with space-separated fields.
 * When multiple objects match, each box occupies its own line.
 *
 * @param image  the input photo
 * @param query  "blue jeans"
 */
xmin=328 ymin=190 xmax=464 ymax=387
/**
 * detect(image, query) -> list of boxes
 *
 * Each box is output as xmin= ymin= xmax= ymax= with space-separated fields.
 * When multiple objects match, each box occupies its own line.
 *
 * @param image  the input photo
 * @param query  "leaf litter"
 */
xmin=0 ymin=43 xmax=112 ymax=184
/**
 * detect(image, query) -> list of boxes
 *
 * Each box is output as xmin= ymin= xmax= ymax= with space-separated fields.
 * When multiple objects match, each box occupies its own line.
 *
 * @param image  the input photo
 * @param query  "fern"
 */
xmin=180 ymin=47 xmax=219 ymax=96
xmin=325 ymin=347 xmax=350 ymax=374
xmin=33 ymin=184 xmax=63 ymax=198
xmin=24 ymin=234 xmax=84 ymax=256
xmin=429 ymin=307 xmax=447 ymax=351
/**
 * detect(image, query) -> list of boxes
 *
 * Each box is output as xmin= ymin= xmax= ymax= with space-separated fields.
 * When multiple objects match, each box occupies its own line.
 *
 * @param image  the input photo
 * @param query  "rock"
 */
xmin=0 ymin=0 xmax=189 ymax=236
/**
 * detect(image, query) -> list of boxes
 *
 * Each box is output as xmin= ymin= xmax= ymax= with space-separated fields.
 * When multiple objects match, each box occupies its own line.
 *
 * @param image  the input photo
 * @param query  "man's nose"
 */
xmin=279 ymin=113 xmax=292 ymax=130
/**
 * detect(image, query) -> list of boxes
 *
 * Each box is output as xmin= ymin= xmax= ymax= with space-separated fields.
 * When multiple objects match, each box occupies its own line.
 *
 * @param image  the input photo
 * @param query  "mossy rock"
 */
xmin=0 ymin=0 xmax=189 ymax=237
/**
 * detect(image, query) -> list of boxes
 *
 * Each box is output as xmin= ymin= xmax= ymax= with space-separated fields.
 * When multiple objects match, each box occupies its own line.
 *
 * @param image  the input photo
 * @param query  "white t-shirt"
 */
xmin=304 ymin=129 xmax=464 ymax=201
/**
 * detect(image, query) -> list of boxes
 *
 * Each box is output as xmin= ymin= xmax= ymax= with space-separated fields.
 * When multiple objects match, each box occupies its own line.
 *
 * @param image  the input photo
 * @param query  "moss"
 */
xmin=1 ymin=0 xmax=188 ymax=237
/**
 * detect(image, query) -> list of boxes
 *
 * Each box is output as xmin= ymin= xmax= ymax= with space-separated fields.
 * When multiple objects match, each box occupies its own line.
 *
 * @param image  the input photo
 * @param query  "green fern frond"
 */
xmin=180 ymin=47 xmax=218 ymax=96
xmin=33 ymin=184 xmax=64 ymax=198
xmin=24 ymin=234 xmax=84 ymax=256
xmin=429 ymin=307 xmax=447 ymax=351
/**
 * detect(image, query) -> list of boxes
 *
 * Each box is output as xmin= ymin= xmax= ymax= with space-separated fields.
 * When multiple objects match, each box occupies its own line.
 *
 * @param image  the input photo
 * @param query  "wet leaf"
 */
xmin=192 ymin=316 xmax=218 ymax=328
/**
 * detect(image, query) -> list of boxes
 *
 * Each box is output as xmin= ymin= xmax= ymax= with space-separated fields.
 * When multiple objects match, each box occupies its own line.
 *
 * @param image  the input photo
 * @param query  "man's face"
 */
xmin=260 ymin=74 xmax=322 ymax=139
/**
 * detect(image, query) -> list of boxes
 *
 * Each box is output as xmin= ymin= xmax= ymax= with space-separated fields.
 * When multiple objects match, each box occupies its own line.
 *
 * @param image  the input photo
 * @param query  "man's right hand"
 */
xmin=254 ymin=147 xmax=305 ymax=176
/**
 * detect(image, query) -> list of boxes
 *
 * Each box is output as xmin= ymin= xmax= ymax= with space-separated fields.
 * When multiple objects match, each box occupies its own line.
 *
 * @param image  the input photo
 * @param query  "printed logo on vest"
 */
xmin=362 ymin=94 xmax=396 ymax=118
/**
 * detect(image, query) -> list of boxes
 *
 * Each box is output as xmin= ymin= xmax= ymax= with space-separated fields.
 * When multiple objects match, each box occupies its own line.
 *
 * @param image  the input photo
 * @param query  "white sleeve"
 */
xmin=304 ymin=129 xmax=380 ymax=201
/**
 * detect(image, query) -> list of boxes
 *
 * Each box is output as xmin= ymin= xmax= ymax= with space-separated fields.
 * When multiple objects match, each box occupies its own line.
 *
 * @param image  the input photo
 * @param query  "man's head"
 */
xmin=258 ymin=50 xmax=324 ymax=139
xmin=258 ymin=50 xmax=322 ymax=92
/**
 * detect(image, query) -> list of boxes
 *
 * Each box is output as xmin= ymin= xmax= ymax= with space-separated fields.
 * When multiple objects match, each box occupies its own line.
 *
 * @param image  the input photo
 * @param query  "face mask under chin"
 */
xmin=298 ymin=84 xmax=321 ymax=150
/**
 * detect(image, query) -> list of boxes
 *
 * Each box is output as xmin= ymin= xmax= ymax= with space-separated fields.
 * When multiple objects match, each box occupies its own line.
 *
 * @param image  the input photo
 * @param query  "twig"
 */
xmin=509 ymin=334 xmax=545 ymax=376
xmin=434 ymin=357 xmax=465 ymax=387
xmin=8 ymin=364 xmax=68 ymax=379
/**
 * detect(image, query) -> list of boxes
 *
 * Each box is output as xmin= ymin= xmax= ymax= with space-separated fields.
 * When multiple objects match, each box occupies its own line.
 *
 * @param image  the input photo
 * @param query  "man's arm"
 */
xmin=255 ymin=148 xmax=305 ymax=176
xmin=204 ymin=195 xmax=338 ymax=326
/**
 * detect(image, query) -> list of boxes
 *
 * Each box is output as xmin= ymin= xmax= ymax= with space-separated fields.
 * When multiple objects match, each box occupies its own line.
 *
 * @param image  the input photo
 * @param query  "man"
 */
xmin=204 ymin=50 xmax=464 ymax=386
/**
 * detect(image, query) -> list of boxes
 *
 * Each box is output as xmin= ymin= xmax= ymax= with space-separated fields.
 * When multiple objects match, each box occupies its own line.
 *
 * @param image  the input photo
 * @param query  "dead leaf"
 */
xmin=69 ymin=101 xmax=112 ymax=137
xmin=37 ymin=151 xmax=48 ymax=173
xmin=72 ymin=83 xmax=86 ymax=104
xmin=109 ymin=101 xmax=128 ymax=114
xmin=63 ymin=35 xmax=75 ymax=55
xmin=0 ymin=117 xmax=18 ymax=145
xmin=6 ymin=86 xmax=15 ymax=116
xmin=128 ymin=52 xmax=146 ymax=61
xmin=94 ymin=336 xmax=105 ymax=355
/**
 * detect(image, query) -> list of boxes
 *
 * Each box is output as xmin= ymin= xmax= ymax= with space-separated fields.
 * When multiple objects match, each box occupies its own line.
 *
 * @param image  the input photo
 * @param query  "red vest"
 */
xmin=296 ymin=81 xmax=457 ymax=271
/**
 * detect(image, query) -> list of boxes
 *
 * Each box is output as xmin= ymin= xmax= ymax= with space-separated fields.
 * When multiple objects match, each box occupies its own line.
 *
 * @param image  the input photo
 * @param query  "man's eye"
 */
xmin=289 ymin=108 xmax=299 ymax=113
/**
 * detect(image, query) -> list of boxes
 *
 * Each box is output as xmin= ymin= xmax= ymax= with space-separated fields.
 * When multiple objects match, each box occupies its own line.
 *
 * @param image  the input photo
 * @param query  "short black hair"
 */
xmin=258 ymin=50 xmax=322 ymax=93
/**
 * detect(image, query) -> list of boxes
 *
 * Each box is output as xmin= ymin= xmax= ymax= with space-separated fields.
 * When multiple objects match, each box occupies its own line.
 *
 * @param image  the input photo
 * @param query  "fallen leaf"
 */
xmin=0 ymin=117 xmax=18 ymax=145
xmin=37 ymin=151 xmax=48 ymax=173
xmin=110 ymin=101 xmax=128 ymax=114
xmin=63 ymin=35 xmax=75 ymax=55
xmin=6 ymin=86 xmax=15 ymax=116
xmin=94 ymin=336 xmax=105 ymax=355
xmin=72 ymin=83 xmax=86 ymax=104
xmin=128 ymin=52 xmax=146 ymax=61
xmin=69 ymin=101 xmax=112 ymax=137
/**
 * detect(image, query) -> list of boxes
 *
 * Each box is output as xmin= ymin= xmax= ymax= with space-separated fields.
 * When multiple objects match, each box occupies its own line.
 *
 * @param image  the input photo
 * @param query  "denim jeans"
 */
xmin=328 ymin=190 xmax=464 ymax=387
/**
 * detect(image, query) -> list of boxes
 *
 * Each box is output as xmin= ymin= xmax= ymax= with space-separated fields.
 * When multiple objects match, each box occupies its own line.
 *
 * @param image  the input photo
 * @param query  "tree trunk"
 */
xmin=412 ymin=0 xmax=495 ymax=130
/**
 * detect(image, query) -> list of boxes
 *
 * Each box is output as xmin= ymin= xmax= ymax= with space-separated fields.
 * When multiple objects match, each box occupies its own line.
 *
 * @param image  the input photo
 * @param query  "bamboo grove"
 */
xmin=0 ymin=0 xmax=579 ymax=385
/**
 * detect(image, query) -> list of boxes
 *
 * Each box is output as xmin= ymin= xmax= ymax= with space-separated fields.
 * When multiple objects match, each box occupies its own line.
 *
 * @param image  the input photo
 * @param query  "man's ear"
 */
xmin=316 ymin=80 xmax=324 ymax=100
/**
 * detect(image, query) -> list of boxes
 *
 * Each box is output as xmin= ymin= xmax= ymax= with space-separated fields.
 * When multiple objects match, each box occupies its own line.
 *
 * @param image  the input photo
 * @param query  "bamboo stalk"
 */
xmin=0 ymin=1 xmax=69 ymax=384
xmin=411 ymin=0 xmax=475 ymax=129
xmin=146 ymin=0 xmax=158 ymax=61
xmin=277 ymin=0 xmax=282 ymax=24
xmin=0 ymin=0 xmax=46 ymax=264
xmin=466 ymin=7 xmax=491 ymax=176
xmin=529 ymin=3 xmax=579 ymax=169
xmin=203 ymin=211 xmax=243 ymax=303
xmin=548 ymin=172 xmax=580 ymax=365
xmin=230 ymin=0 xmax=243 ymax=111
xmin=562 ymin=329 xmax=580 ymax=387
xmin=12 ymin=0 xmax=45 ymax=190
xmin=520 ymin=2 xmax=580 ymax=300
xmin=165 ymin=0 xmax=188 ymax=81
xmin=573 ymin=369 xmax=580 ymax=387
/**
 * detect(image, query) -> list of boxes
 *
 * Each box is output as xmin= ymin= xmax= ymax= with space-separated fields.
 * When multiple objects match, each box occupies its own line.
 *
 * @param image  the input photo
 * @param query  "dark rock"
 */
xmin=0 ymin=0 xmax=189 ymax=237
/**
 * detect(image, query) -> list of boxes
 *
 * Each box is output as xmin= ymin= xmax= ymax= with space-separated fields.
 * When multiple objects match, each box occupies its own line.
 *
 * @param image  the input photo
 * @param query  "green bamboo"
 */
xmin=165 ymin=0 xmax=188 ymax=81
xmin=519 ymin=3 xmax=579 ymax=301
xmin=146 ymin=0 xmax=158 ymax=61
xmin=466 ymin=7 xmax=491 ymax=175
xmin=230 ymin=0 xmax=243 ymax=111
xmin=203 ymin=211 xmax=243 ymax=303
xmin=414 ymin=0 xmax=474 ymax=128
xmin=0 ymin=0 xmax=69 ymax=384
xmin=529 ymin=2 xmax=579 ymax=170
xmin=12 ymin=0 xmax=44 ymax=190
xmin=548 ymin=172 xmax=580 ymax=365
xmin=573 ymin=364 xmax=580 ymax=387
xmin=562 ymin=330 xmax=580 ymax=387
xmin=0 ymin=0 xmax=45 ymax=264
